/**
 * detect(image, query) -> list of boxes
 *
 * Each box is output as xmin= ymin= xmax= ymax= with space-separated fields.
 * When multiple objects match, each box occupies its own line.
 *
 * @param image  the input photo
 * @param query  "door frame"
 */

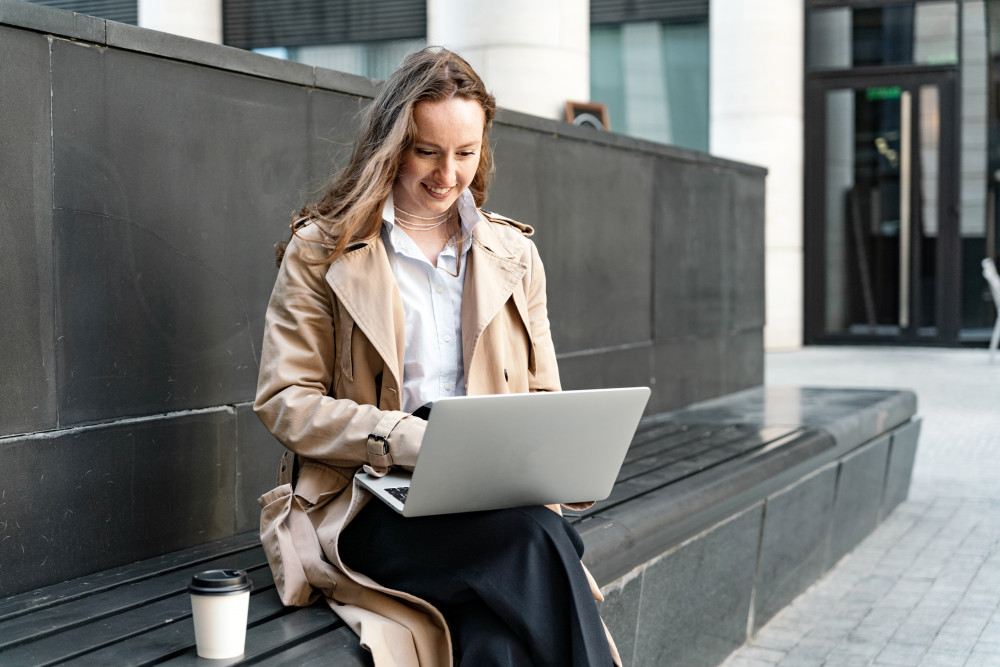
xmin=804 ymin=65 xmax=961 ymax=345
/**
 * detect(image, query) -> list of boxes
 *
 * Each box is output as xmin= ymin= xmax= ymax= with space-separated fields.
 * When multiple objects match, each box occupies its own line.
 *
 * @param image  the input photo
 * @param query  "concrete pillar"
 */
xmin=427 ymin=0 xmax=589 ymax=120
xmin=710 ymin=0 xmax=804 ymax=350
xmin=138 ymin=0 xmax=222 ymax=44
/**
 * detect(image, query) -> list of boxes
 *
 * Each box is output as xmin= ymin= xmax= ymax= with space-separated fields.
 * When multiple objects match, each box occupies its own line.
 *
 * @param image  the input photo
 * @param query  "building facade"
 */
xmin=27 ymin=0 xmax=1000 ymax=349
xmin=803 ymin=0 xmax=997 ymax=347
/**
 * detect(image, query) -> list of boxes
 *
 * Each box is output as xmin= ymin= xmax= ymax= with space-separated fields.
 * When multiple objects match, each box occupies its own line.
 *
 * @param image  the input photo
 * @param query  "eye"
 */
xmin=458 ymin=151 xmax=477 ymax=158
xmin=415 ymin=148 xmax=435 ymax=157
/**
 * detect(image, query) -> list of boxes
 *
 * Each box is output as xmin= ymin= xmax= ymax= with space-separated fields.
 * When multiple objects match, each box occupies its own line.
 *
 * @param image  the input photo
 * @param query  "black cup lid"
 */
xmin=188 ymin=569 xmax=253 ymax=595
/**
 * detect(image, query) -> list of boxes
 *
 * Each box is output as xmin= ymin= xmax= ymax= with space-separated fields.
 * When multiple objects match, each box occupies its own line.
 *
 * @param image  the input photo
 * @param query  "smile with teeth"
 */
xmin=423 ymin=184 xmax=453 ymax=197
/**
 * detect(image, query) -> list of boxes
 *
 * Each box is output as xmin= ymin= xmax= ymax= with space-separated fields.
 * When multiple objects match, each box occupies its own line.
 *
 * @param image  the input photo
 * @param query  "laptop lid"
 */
xmin=359 ymin=387 xmax=650 ymax=517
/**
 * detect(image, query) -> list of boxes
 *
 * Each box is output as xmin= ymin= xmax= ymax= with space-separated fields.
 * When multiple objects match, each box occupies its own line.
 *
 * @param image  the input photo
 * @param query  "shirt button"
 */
xmin=443 ymin=334 xmax=452 ymax=342
xmin=436 ymin=285 xmax=444 ymax=294
xmin=444 ymin=383 xmax=453 ymax=391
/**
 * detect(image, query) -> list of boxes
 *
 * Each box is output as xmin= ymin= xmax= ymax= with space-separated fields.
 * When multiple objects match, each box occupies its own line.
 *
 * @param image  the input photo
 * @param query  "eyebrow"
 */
xmin=414 ymin=140 xmax=481 ymax=149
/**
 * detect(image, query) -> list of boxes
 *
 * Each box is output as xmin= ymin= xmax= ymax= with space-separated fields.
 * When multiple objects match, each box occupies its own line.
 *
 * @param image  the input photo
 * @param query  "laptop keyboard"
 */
xmin=386 ymin=486 xmax=409 ymax=504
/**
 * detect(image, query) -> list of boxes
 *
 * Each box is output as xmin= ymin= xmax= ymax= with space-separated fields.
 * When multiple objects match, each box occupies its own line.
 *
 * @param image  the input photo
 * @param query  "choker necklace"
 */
xmin=394 ymin=206 xmax=457 ymax=232
xmin=394 ymin=204 xmax=452 ymax=221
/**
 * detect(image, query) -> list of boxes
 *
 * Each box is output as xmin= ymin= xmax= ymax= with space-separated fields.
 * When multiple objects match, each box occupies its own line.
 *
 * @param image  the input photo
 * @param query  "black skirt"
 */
xmin=339 ymin=500 xmax=614 ymax=667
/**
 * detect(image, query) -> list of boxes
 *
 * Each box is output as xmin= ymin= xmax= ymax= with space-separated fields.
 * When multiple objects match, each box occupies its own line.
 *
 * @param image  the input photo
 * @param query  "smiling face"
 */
xmin=393 ymin=97 xmax=486 ymax=217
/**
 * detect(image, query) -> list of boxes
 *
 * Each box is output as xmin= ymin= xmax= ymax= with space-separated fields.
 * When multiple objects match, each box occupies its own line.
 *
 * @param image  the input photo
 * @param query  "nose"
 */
xmin=433 ymin=155 xmax=457 ymax=186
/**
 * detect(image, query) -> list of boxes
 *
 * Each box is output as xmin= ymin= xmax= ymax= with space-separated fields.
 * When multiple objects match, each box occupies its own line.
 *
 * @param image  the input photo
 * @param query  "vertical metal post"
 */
xmin=900 ymin=90 xmax=912 ymax=329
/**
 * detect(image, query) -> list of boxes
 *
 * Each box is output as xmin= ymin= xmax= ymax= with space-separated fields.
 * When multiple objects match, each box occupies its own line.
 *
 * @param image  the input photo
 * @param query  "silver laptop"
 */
xmin=357 ymin=387 xmax=650 ymax=517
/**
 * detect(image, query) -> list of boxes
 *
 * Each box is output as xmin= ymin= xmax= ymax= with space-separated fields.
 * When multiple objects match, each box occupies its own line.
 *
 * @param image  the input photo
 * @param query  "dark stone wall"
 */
xmin=0 ymin=1 xmax=765 ymax=597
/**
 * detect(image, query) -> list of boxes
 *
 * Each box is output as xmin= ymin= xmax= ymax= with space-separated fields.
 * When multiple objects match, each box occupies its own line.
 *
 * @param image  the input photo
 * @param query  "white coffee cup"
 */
xmin=188 ymin=569 xmax=253 ymax=659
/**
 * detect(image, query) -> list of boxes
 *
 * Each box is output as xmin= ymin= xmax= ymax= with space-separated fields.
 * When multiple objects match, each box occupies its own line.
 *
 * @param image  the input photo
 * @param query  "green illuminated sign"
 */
xmin=866 ymin=86 xmax=902 ymax=101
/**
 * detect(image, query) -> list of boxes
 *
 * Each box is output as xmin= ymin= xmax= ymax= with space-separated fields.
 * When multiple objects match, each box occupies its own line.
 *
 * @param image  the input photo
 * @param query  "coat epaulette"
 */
xmin=482 ymin=210 xmax=535 ymax=237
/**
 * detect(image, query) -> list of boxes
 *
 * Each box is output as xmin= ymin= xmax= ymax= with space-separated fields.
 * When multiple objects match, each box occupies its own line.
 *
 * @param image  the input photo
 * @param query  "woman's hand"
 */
xmin=561 ymin=501 xmax=595 ymax=512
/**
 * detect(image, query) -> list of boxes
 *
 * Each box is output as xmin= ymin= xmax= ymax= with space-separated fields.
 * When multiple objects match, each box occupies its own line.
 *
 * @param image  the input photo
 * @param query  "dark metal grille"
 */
xmin=223 ymin=0 xmax=426 ymax=49
xmin=590 ymin=0 xmax=709 ymax=24
xmin=22 ymin=0 xmax=137 ymax=24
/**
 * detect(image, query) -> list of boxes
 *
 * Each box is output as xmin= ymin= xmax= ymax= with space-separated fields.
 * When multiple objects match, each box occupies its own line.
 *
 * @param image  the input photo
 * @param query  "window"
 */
xmin=808 ymin=1 xmax=958 ymax=70
xmin=590 ymin=20 xmax=709 ymax=151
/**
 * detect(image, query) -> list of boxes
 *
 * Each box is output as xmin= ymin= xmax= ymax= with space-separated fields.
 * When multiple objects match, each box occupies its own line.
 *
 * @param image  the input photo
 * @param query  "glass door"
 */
xmin=805 ymin=72 xmax=958 ymax=343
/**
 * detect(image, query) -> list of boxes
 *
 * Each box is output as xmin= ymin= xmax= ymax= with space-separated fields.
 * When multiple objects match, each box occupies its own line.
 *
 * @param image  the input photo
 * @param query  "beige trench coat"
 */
xmin=254 ymin=210 xmax=621 ymax=666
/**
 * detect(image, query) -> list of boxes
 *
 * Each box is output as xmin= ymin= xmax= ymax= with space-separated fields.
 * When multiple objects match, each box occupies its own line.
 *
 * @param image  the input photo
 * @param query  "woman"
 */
xmin=255 ymin=47 xmax=619 ymax=666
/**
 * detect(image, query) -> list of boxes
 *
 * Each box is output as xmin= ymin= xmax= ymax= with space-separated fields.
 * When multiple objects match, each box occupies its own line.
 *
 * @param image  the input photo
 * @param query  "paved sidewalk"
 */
xmin=722 ymin=346 xmax=1000 ymax=667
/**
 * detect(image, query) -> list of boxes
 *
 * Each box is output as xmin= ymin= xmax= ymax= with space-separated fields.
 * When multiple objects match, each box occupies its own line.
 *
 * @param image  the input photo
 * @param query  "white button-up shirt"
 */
xmin=381 ymin=190 xmax=479 ymax=412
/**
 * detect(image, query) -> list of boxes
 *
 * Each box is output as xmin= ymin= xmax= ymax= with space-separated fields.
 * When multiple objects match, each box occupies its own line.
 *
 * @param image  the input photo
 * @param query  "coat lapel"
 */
xmin=325 ymin=236 xmax=406 ymax=396
xmin=462 ymin=219 xmax=529 ymax=380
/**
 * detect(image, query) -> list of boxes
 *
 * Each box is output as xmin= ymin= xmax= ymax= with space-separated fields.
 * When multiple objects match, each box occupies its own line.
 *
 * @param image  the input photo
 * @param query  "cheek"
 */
xmin=461 ymin=161 xmax=479 ymax=185
xmin=397 ymin=164 xmax=422 ymax=188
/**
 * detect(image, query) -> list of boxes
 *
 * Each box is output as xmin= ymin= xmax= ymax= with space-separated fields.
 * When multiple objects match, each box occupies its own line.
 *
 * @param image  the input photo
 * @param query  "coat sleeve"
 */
xmin=253 ymin=234 xmax=425 ymax=470
xmin=525 ymin=239 xmax=562 ymax=393
xmin=524 ymin=239 xmax=598 ymax=512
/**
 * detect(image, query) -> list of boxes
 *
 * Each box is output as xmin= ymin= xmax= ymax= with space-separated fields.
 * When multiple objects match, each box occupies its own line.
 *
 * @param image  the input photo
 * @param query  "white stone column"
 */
xmin=710 ymin=0 xmax=804 ymax=350
xmin=427 ymin=0 xmax=589 ymax=120
xmin=138 ymin=0 xmax=223 ymax=44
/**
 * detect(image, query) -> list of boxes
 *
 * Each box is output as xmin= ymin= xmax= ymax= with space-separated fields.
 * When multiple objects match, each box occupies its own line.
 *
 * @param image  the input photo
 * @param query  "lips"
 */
xmin=423 ymin=183 xmax=453 ymax=198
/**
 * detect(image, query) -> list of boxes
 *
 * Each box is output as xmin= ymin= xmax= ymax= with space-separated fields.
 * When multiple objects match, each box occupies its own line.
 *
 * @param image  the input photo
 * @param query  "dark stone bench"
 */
xmin=581 ymin=386 xmax=920 ymax=665
xmin=0 ymin=387 xmax=919 ymax=666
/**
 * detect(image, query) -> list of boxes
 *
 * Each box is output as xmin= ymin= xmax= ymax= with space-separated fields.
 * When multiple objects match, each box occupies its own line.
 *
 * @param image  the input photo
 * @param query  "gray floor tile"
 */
xmin=736 ymin=646 xmax=787 ymax=663
xmin=724 ymin=658 xmax=778 ymax=667
xmin=964 ymin=642 xmax=1000 ymax=667
xmin=777 ymin=638 xmax=838 ymax=665
xmin=874 ymin=641 xmax=928 ymax=665
xmin=751 ymin=627 xmax=810 ymax=652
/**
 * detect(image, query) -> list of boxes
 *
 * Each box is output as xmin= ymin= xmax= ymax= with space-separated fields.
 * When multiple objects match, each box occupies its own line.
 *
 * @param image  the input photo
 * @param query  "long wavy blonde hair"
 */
xmin=280 ymin=47 xmax=497 ymax=265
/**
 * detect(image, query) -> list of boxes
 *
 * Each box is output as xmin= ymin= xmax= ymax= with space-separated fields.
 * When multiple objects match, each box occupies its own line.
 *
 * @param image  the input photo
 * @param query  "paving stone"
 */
xmin=874 ymin=641 xmax=929 ymax=665
xmin=940 ymin=610 xmax=991 ymax=638
xmin=918 ymin=588 xmax=966 ymax=614
xmin=908 ymin=552 xmax=954 ymax=580
xmin=841 ymin=574 xmax=897 ymax=606
xmin=890 ymin=621 xmax=941 ymax=646
xmin=731 ymin=646 xmax=787 ymax=663
xmin=917 ymin=651 xmax=970 ymax=666
xmin=956 ymin=591 xmax=1000 ymax=614
xmin=749 ymin=626 xmax=809 ymax=652
xmin=965 ymin=642 xmax=1000 ymax=667
xmin=968 ymin=566 xmax=1000 ymax=596
xmin=905 ymin=604 xmax=958 ymax=627
xmin=979 ymin=618 xmax=1000 ymax=644
xmin=924 ymin=630 xmax=979 ymax=657
xmin=878 ymin=578 xmax=932 ymax=610
xmin=829 ymin=634 xmax=886 ymax=662
xmin=776 ymin=657 xmax=825 ymax=667
xmin=724 ymin=657 xmax=776 ymax=667
xmin=776 ymin=637 xmax=838 ymax=665
xmin=803 ymin=616 xmax=858 ymax=641
xmin=857 ymin=606 xmax=912 ymax=632
xmin=846 ymin=624 xmax=900 ymax=649
xmin=766 ymin=607 xmax=817 ymax=629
